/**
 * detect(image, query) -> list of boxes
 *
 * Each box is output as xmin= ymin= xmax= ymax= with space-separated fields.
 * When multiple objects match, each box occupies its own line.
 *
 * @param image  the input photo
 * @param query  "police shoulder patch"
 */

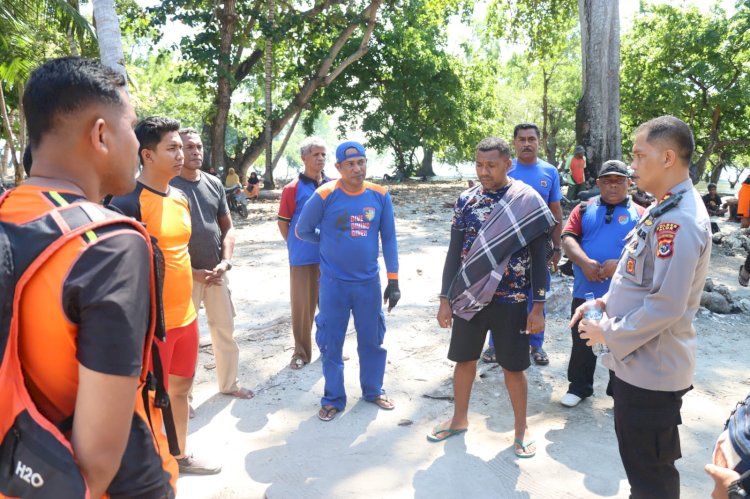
xmin=655 ymin=222 xmax=680 ymax=259
xmin=626 ymin=257 xmax=636 ymax=275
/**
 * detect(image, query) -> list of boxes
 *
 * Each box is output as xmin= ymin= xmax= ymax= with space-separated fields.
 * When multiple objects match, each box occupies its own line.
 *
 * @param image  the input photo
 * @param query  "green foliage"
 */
xmin=311 ymin=0 xmax=501 ymax=176
xmin=143 ymin=0 xmax=387 ymax=158
xmin=620 ymin=2 xmax=750 ymax=173
xmin=126 ymin=50 xmax=209 ymax=128
xmin=486 ymin=0 xmax=578 ymax=60
xmin=1 ymin=0 xmax=97 ymax=176
xmin=483 ymin=0 xmax=580 ymax=165
xmin=1 ymin=0 xmax=97 ymax=84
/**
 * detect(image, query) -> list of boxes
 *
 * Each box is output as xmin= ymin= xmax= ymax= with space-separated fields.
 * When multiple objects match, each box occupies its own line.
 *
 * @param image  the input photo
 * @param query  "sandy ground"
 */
xmin=178 ymin=181 xmax=749 ymax=499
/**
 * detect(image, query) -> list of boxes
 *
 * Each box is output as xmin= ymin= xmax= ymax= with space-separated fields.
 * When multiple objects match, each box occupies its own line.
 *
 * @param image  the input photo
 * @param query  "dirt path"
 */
xmin=178 ymin=182 xmax=749 ymax=499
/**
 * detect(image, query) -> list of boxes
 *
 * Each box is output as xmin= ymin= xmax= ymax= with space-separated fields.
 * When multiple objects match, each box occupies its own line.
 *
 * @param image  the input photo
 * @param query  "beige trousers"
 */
xmin=192 ymin=273 xmax=240 ymax=393
xmin=290 ymin=264 xmax=320 ymax=363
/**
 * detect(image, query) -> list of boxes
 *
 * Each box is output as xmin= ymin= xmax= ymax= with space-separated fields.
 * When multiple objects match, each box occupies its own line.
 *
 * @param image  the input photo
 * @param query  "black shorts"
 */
xmin=447 ymin=301 xmax=530 ymax=372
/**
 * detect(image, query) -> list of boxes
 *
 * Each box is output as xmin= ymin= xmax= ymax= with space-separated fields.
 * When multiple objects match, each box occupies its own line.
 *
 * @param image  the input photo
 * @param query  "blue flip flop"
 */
xmin=514 ymin=438 xmax=536 ymax=458
xmin=427 ymin=425 xmax=468 ymax=442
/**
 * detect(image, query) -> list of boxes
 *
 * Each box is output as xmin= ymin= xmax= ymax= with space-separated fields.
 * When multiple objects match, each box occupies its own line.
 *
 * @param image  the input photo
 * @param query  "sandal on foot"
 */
xmin=427 ymin=423 xmax=468 ymax=442
xmin=481 ymin=347 xmax=496 ymax=363
xmin=228 ymin=387 xmax=254 ymax=399
xmin=514 ymin=438 xmax=536 ymax=458
xmin=290 ymin=356 xmax=306 ymax=370
xmin=367 ymin=395 xmax=395 ymax=410
xmin=739 ymin=265 xmax=750 ymax=287
xmin=318 ymin=405 xmax=339 ymax=422
xmin=530 ymin=347 xmax=549 ymax=366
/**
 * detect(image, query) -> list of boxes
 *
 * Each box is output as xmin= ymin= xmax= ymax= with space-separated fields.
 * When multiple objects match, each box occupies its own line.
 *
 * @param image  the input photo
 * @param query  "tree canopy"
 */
xmin=2 ymin=0 xmax=749 ymax=188
xmin=621 ymin=2 xmax=750 ymax=180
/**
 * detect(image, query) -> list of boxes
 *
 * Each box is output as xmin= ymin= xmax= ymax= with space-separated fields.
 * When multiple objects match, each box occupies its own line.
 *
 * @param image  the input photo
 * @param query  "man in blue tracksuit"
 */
xmin=296 ymin=141 xmax=401 ymax=422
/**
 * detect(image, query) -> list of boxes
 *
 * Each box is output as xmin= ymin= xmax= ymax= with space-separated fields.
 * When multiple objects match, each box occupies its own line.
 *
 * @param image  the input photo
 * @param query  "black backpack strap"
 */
xmin=150 ymin=343 xmax=180 ymax=456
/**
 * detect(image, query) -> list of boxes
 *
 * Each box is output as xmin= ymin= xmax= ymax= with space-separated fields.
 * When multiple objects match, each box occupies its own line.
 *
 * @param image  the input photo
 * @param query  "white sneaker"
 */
xmin=561 ymin=393 xmax=582 ymax=407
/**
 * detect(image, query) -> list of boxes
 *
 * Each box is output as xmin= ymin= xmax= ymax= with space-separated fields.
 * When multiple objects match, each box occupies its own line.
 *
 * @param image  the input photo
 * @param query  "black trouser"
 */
xmin=567 ymin=297 xmax=597 ymax=398
xmin=744 ymin=251 xmax=750 ymax=273
xmin=612 ymin=375 xmax=690 ymax=499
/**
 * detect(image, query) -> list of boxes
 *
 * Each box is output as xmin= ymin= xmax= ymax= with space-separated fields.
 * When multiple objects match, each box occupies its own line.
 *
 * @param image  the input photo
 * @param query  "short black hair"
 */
xmin=707 ymin=183 xmax=717 ymax=189
xmin=179 ymin=127 xmax=200 ymax=136
xmin=513 ymin=123 xmax=541 ymax=139
xmin=22 ymin=145 xmax=32 ymax=176
xmin=23 ymin=57 xmax=126 ymax=149
xmin=135 ymin=116 xmax=181 ymax=163
xmin=476 ymin=137 xmax=512 ymax=158
xmin=635 ymin=115 xmax=695 ymax=165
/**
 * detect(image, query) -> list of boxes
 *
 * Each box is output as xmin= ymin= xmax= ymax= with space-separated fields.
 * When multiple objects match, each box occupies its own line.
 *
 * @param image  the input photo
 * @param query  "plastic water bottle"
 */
xmin=583 ymin=292 xmax=609 ymax=356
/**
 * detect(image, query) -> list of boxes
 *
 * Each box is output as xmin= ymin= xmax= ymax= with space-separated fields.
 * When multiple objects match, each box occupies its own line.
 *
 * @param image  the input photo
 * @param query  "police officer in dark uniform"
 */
xmin=575 ymin=116 xmax=712 ymax=498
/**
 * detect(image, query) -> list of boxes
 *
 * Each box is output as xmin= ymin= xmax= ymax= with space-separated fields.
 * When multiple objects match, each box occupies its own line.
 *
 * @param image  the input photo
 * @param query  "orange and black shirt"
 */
xmin=0 ymin=185 xmax=173 ymax=497
xmin=110 ymin=182 xmax=196 ymax=330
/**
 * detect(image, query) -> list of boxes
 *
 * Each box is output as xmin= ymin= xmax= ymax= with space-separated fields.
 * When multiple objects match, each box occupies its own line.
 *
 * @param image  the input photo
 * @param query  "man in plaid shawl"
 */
xmin=428 ymin=137 xmax=557 ymax=458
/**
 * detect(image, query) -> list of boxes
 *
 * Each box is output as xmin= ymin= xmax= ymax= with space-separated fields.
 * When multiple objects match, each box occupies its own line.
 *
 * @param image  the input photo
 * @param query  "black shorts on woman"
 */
xmin=447 ymin=301 xmax=530 ymax=372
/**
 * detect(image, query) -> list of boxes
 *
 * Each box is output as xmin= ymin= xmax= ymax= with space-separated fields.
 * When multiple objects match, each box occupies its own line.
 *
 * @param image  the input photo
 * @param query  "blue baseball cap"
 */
xmin=336 ymin=141 xmax=366 ymax=163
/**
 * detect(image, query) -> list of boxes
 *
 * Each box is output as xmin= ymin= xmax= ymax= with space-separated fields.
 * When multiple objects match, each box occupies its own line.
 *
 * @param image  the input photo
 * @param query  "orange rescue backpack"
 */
xmin=0 ymin=192 xmax=178 ymax=498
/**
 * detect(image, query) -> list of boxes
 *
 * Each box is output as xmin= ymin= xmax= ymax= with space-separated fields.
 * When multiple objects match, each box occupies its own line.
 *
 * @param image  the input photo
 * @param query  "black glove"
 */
xmin=383 ymin=279 xmax=401 ymax=311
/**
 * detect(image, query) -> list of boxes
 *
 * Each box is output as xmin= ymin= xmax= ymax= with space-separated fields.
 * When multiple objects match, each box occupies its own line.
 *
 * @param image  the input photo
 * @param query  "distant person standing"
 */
xmin=560 ymin=160 xmax=644 ymax=408
xmin=277 ymin=137 xmax=330 ymax=369
xmin=296 ymin=141 xmax=400 ymax=422
xmin=487 ymin=123 xmax=562 ymax=366
xmin=171 ymin=128 xmax=253 ymax=401
xmin=737 ymin=176 xmax=750 ymax=228
xmin=577 ymin=116 xmax=712 ymax=498
xmin=563 ymin=145 xmax=587 ymax=201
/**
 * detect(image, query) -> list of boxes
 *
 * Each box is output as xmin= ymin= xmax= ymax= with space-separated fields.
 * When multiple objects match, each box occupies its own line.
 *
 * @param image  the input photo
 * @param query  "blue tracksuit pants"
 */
xmin=316 ymin=274 xmax=386 ymax=410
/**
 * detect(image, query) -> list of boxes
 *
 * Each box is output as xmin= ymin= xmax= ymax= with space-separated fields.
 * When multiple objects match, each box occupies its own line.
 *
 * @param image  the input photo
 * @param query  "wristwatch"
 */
xmin=552 ymin=247 xmax=562 ymax=253
xmin=221 ymin=259 xmax=233 ymax=271
xmin=729 ymin=478 xmax=748 ymax=498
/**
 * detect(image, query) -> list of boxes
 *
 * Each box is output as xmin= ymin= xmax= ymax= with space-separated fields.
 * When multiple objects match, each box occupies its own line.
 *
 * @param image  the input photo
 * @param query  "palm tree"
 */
xmin=0 ymin=0 xmax=95 ymax=183
xmin=91 ymin=0 xmax=127 ymax=83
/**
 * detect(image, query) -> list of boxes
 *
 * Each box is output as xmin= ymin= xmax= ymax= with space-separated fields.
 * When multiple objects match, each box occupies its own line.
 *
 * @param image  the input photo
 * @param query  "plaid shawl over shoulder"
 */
xmin=448 ymin=180 xmax=557 ymax=320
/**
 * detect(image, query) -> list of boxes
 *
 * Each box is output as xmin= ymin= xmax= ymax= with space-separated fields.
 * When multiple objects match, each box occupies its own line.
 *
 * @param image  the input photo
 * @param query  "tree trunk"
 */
xmin=548 ymin=110 xmax=561 ymax=166
xmin=208 ymin=0 xmax=237 ymax=175
xmin=271 ymin=107 xmax=302 ymax=172
xmin=416 ymin=148 xmax=435 ymax=178
xmin=0 ymin=86 xmax=22 ymax=184
xmin=263 ymin=0 xmax=275 ymax=189
xmin=67 ymin=29 xmax=80 ymax=56
xmin=394 ymin=145 xmax=407 ymax=175
xmin=576 ymin=0 xmax=621 ymax=180
xmin=709 ymin=162 xmax=723 ymax=184
xmin=692 ymin=104 xmax=721 ymax=183
xmin=17 ymin=87 xmax=25 ymax=165
xmin=1 ymin=143 xmax=9 ymax=179
xmin=92 ymin=0 xmax=128 ymax=84
xmin=541 ymin=69 xmax=555 ymax=164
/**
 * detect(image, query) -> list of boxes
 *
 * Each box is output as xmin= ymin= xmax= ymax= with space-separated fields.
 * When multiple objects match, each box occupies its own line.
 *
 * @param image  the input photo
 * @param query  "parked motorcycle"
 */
xmin=225 ymin=185 xmax=249 ymax=218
